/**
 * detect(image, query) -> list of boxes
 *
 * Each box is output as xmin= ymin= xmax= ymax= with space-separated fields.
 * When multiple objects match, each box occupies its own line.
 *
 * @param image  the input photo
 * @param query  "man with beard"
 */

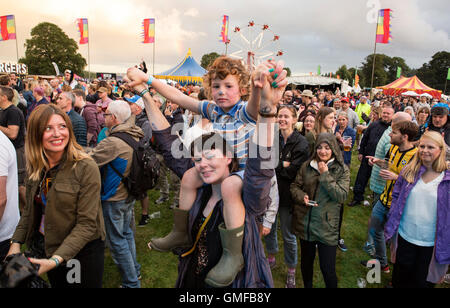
xmin=361 ymin=121 xmax=418 ymax=273
xmin=350 ymin=105 xmax=394 ymax=207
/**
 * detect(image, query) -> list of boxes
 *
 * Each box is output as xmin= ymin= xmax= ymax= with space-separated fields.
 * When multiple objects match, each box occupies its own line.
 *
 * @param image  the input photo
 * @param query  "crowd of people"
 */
xmin=0 ymin=56 xmax=449 ymax=289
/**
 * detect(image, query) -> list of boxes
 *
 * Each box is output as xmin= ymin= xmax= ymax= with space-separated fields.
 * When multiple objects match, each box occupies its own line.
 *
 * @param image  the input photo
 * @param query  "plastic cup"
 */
xmin=342 ymin=136 xmax=352 ymax=152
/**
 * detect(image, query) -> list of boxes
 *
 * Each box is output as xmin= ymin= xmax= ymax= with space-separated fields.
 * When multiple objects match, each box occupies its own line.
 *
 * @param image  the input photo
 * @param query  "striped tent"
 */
xmin=377 ymin=76 xmax=442 ymax=99
xmin=155 ymin=49 xmax=207 ymax=86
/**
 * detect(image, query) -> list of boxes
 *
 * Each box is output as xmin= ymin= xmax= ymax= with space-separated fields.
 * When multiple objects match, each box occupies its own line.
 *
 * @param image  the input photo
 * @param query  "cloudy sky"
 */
xmin=2 ymin=0 xmax=449 ymax=76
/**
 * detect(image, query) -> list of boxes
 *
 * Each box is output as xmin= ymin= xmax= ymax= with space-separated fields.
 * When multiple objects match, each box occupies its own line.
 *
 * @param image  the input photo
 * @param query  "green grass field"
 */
xmin=102 ymin=149 xmax=449 ymax=288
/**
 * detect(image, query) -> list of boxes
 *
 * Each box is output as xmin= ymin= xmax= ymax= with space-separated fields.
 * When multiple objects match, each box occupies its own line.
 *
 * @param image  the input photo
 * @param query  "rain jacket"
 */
xmin=89 ymin=121 xmax=144 ymax=201
xmin=12 ymin=158 xmax=105 ymax=261
xmin=385 ymin=167 xmax=450 ymax=282
xmin=290 ymin=133 xmax=350 ymax=246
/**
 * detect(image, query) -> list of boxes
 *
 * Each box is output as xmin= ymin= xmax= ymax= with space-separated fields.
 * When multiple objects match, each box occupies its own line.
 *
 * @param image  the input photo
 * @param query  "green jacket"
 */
xmin=290 ymin=133 xmax=350 ymax=246
xmin=12 ymin=158 xmax=105 ymax=261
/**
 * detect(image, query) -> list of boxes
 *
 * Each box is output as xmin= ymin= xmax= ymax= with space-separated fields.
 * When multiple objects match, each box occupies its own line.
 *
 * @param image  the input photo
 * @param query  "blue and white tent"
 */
xmin=155 ymin=49 xmax=207 ymax=86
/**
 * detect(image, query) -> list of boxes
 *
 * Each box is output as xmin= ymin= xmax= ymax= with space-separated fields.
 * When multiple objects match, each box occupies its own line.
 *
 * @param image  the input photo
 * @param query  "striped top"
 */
xmin=380 ymin=144 xmax=417 ymax=208
xmin=369 ymin=127 xmax=392 ymax=194
xmin=199 ymin=100 xmax=256 ymax=169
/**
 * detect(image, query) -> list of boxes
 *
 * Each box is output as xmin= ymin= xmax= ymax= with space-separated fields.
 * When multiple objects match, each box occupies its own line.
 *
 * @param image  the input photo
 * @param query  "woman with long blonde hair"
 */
xmin=385 ymin=131 xmax=449 ymax=288
xmin=7 ymin=104 xmax=106 ymax=288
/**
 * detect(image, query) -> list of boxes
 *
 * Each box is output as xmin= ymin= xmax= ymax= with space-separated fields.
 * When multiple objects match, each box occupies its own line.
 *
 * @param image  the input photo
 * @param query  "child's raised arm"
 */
xmin=126 ymin=67 xmax=201 ymax=114
xmin=248 ymin=60 xmax=287 ymax=120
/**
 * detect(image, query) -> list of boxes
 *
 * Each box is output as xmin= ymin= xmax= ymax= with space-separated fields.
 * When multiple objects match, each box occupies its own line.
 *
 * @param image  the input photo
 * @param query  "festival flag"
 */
xmin=219 ymin=15 xmax=229 ymax=43
xmin=376 ymin=9 xmax=392 ymax=44
xmin=0 ymin=15 xmax=16 ymax=41
xmin=447 ymin=68 xmax=450 ymax=80
xmin=355 ymin=73 xmax=360 ymax=88
xmin=396 ymin=66 xmax=402 ymax=78
xmin=142 ymin=18 xmax=155 ymax=44
xmin=77 ymin=18 xmax=88 ymax=44
xmin=317 ymin=65 xmax=321 ymax=76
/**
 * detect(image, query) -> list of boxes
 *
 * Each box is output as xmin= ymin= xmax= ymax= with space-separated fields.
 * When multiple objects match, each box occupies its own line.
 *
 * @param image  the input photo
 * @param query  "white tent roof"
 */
xmin=287 ymin=75 xmax=343 ymax=86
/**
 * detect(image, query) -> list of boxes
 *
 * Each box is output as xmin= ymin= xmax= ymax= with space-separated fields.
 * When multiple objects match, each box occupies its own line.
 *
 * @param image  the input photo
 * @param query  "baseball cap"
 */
xmin=431 ymin=103 xmax=449 ymax=116
xmin=340 ymin=97 xmax=350 ymax=103
xmin=124 ymin=95 xmax=145 ymax=109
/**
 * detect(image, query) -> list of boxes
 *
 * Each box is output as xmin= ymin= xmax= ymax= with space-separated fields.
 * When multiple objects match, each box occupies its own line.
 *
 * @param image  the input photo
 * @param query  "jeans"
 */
xmin=369 ymin=200 xmax=389 ymax=267
xmin=365 ymin=192 xmax=381 ymax=251
xmin=264 ymin=206 xmax=298 ymax=269
xmin=102 ymin=199 xmax=141 ymax=288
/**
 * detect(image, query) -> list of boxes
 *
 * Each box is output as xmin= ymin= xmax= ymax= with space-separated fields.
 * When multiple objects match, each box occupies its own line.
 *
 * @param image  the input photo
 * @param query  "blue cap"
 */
xmin=431 ymin=103 xmax=449 ymax=115
xmin=124 ymin=95 xmax=141 ymax=104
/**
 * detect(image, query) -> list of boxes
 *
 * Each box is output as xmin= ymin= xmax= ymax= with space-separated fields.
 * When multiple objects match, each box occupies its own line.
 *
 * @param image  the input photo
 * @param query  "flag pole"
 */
xmin=152 ymin=40 xmax=155 ymax=76
xmin=14 ymin=15 xmax=19 ymax=62
xmin=370 ymin=21 xmax=378 ymax=90
xmin=87 ymin=19 xmax=91 ymax=80
xmin=152 ymin=20 xmax=155 ymax=76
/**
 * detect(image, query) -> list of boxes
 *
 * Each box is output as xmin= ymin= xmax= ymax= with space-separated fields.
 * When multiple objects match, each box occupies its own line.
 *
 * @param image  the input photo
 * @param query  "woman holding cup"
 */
xmin=335 ymin=111 xmax=356 ymax=166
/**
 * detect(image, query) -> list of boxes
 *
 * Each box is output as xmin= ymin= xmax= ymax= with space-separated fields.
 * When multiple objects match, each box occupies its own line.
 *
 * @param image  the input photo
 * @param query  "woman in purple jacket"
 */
xmin=385 ymin=131 xmax=449 ymax=288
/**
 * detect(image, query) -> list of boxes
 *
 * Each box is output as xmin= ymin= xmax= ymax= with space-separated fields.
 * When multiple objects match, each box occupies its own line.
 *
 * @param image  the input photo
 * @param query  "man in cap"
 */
xmin=64 ymin=69 xmax=79 ymax=90
xmin=298 ymin=89 xmax=315 ymax=122
xmin=96 ymin=87 xmax=113 ymax=112
xmin=336 ymin=97 xmax=359 ymax=129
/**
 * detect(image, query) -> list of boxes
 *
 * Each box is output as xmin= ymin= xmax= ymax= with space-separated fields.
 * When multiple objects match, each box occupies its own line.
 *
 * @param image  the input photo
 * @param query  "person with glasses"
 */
xmin=89 ymin=100 xmax=145 ymax=288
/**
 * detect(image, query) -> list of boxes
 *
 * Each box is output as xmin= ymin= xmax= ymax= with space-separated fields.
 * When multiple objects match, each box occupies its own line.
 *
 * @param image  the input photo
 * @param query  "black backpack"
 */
xmin=108 ymin=132 xmax=160 ymax=200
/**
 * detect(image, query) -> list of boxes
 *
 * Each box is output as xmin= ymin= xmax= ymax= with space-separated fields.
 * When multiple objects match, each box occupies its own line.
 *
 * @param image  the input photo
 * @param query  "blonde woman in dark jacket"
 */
xmin=7 ymin=104 xmax=105 ymax=288
xmin=291 ymin=133 xmax=350 ymax=288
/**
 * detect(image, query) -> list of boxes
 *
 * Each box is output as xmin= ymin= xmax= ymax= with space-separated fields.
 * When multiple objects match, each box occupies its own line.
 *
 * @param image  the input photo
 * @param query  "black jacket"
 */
xmin=275 ymin=130 xmax=310 ymax=208
xmin=359 ymin=120 xmax=391 ymax=157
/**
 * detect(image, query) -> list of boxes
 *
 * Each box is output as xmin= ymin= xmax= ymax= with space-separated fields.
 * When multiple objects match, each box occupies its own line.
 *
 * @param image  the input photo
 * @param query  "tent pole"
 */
xmin=14 ymin=15 xmax=19 ymax=62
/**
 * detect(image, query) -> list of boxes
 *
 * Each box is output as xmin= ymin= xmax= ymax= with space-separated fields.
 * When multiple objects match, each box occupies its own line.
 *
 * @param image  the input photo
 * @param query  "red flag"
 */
xmin=142 ymin=19 xmax=155 ymax=44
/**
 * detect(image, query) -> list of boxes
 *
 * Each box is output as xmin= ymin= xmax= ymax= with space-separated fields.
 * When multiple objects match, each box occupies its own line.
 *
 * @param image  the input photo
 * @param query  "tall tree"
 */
xmin=284 ymin=67 xmax=292 ymax=77
xmin=336 ymin=65 xmax=353 ymax=83
xmin=19 ymin=22 xmax=86 ymax=76
xmin=360 ymin=53 xmax=391 ymax=88
xmin=416 ymin=51 xmax=450 ymax=92
xmin=200 ymin=52 xmax=221 ymax=70
xmin=385 ymin=56 xmax=411 ymax=82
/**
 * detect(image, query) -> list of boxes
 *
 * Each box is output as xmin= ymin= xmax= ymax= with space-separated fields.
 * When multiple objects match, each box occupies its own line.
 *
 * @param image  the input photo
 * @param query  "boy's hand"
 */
xmin=126 ymin=67 xmax=150 ymax=88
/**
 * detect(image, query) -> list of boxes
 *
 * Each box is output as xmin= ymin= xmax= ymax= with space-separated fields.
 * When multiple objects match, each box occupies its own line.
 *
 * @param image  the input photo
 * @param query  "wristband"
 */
xmin=139 ymin=89 xmax=149 ymax=97
xmin=146 ymin=75 xmax=154 ymax=86
xmin=258 ymin=111 xmax=277 ymax=118
xmin=50 ymin=257 xmax=60 ymax=267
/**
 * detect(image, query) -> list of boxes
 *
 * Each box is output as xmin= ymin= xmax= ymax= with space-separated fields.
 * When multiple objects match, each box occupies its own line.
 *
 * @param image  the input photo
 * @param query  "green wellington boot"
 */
xmin=204 ymin=223 xmax=245 ymax=288
xmin=148 ymin=208 xmax=192 ymax=252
